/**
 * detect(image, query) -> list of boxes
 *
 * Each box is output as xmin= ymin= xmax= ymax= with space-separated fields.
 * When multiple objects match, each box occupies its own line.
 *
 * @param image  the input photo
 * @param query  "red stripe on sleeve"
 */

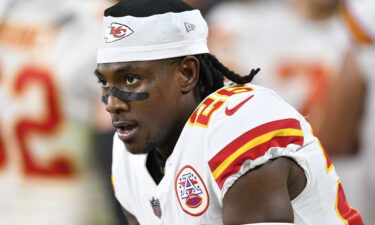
xmin=208 ymin=118 xmax=302 ymax=172
xmin=214 ymin=135 xmax=304 ymax=189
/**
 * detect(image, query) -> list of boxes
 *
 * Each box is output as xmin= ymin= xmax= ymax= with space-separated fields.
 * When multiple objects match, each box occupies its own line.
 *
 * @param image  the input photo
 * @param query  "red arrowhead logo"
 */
xmin=105 ymin=22 xmax=134 ymax=43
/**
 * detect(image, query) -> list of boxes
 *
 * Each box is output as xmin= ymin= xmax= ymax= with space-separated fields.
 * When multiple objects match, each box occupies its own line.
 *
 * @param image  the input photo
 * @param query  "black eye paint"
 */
xmin=101 ymin=86 xmax=149 ymax=104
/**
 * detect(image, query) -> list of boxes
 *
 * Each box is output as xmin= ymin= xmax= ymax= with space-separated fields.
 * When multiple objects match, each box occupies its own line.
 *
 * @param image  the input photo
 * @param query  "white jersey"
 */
xmin=112 ymin=84 xmax=362 ymax=225
xmin=0 ymin=0 xmax=115 ymax=224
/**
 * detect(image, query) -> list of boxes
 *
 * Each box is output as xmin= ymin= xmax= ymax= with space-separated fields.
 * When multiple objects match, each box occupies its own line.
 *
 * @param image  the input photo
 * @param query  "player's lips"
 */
xmin=113 ymin=121 xmax=138 ymax=142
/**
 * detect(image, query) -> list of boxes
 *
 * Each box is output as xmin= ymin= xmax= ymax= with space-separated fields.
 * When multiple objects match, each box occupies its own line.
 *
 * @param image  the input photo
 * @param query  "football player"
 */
xmin=96 ymin=0 xmax=364 ymax=224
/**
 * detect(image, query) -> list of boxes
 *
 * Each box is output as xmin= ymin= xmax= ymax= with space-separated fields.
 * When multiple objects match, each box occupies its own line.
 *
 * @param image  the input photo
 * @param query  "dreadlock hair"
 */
xmin=196 ymin=53 xmax=260 ymax=99
xmin=165 ymin=53 xmax=260 ymax=100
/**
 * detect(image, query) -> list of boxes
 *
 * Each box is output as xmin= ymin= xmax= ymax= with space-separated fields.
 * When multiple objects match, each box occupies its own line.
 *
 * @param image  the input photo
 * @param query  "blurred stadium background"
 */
xmin=0 ymin=0 xmax=373 ymax=224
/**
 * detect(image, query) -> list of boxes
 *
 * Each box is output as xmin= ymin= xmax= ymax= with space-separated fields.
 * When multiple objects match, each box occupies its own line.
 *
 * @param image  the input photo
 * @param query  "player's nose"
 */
xmin=105 ymin=95 xmax=129 ymax=114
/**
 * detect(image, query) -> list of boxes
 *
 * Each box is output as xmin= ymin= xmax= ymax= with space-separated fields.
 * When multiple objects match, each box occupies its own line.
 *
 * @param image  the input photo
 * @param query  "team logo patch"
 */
xmin=105 ymin=22 xmax=134 ymax=43
xmin=175 ymin=165 xmax=209 ymax=216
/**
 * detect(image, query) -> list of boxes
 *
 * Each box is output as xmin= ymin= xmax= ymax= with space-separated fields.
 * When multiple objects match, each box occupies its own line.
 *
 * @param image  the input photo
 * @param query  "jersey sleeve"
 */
xmin=205 ymin=86 xmax=307 ymax=198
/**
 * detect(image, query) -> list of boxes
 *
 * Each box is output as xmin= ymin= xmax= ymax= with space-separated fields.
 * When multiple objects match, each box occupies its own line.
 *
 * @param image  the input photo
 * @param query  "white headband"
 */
xmin=97 ymin=9 xmax=210 ymax=63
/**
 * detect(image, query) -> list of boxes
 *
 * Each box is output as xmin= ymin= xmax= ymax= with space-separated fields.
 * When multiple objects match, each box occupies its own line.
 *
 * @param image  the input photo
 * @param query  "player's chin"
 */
xmin=123 ymin=141 xmax=151 ymax=155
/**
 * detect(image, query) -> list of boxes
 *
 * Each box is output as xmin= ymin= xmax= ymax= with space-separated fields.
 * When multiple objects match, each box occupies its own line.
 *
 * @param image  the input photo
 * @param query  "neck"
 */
xmin=156 ymin=92 xmax=201 ymax=158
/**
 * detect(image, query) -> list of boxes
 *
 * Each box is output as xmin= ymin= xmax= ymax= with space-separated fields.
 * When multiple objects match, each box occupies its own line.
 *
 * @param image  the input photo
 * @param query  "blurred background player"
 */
xmin=0 ymin=0 xmax=126 ymax=224
xmin=317 ymin=0 xmax=375 ymax=222
xmin=206 ymin=0 xmax=374 ymax=223
xmin=207 ymin=0 xmax=349 ymax=119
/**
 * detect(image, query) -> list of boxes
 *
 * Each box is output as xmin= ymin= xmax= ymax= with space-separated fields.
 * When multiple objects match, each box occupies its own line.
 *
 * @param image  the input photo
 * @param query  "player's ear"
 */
xmin=178 ymin=56 xmax=200 ymax=94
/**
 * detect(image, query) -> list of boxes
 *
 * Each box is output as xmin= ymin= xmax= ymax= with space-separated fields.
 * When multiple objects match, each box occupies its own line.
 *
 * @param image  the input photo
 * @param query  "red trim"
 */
xmin=337 ymin=182 xmax=364 ymax=225
xmin=214 ymin=135 xmax=303 ymax=188
xmin=208 ymin=119 xmax=302 ymax=172
xmin=174 ymin=165 xmax=210 ymax=216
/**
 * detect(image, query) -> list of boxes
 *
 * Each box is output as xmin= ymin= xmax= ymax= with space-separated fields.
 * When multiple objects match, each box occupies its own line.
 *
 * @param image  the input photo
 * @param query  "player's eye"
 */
xmin=97 ymin=79 xmax=109 ymax=88
xmin=125 ymin=75 xmax=139 ymax=85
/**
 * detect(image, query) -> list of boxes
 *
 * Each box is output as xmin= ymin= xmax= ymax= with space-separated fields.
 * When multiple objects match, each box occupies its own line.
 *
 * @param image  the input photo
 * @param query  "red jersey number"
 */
xmin=0 ymin=66 xmax=75 ymax=177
